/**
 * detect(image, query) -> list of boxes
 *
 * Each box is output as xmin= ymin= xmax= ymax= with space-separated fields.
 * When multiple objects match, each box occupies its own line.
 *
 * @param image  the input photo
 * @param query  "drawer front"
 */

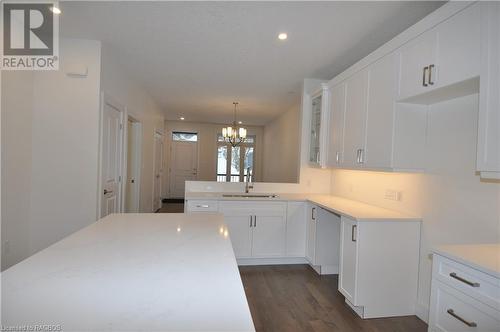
xmin=429 ymin=280 xmax=500 ymax=332
xmin=434 ymin=255 xmax=500 ymax=311
xmin=186 ymin=200 xmax=218 ymax=212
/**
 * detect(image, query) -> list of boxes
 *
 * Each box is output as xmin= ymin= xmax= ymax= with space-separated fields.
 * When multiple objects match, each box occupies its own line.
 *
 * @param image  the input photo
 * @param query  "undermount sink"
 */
xmin=222 ymin=194 xmax=279 ymax=198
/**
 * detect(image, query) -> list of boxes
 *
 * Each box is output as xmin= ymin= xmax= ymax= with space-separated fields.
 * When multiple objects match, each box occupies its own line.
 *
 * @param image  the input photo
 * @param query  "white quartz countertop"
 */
xmin=1 ymin=213 xmax=255 ymax=332
xmin=185 ymin=192 xmax=420 ymax=222
xmin=433 ymin=244 xmax=500 ymax=279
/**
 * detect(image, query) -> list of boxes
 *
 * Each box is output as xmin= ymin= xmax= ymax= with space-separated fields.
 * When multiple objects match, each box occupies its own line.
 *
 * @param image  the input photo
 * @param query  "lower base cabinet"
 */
xmin=338 ymin=216 xmax=421 ymax=318
xmin=306 ymin=204 xmax=340 ymax=274
xmin=428 ymin=254 xmax=500 ymax=332
xmin=219 ymin=201 xmax=287 ymax=259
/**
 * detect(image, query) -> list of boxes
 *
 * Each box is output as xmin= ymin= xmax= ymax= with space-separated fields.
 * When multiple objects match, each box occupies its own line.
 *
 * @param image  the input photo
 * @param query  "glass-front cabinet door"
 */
xmin=309 ymin=94 xmax=322 ymax=165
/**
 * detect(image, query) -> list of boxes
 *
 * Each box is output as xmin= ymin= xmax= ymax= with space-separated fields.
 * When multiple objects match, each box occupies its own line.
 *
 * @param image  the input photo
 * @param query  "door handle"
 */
xmin=422 ymin=66 xmax=429 ymax=87
xmin=311 ymin=207 xmax=316 ymax=221
xmin=428 ymin=64 xmax=435 ymax=85
xmin=351 ymin=225 xmax=357 ymax=242
xmin=103 ymin=189 xmax=113 ymax=195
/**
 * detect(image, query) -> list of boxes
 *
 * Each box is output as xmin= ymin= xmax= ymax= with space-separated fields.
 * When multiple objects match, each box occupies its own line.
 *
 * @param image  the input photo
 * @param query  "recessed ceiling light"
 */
xmin=180 ymin=117 xmax=185 ymax=120
xmin=50 ymin=6 xmax=61 ymax=14
xmin=238 ymin=121 xmax=243 ymax=124
xmin=278 ymin=33 xmax=288 ymax=40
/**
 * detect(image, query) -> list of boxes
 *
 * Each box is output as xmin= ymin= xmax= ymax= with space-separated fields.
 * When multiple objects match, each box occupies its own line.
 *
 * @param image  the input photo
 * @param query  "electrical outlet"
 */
xmin=385 ymin=189 xmax=402 ymax=201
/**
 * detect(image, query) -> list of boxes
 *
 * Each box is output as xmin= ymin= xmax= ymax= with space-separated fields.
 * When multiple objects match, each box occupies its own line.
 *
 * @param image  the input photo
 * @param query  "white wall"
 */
xmin=262 ymin=105 xmax=300 ymax=183
xmin=330 ymin=94 xmax=500 ymax=321
xmin=1 ymin=71 xmax=34 ymax=269
xmin=100 ymin=44 xmax=165 ymax=213
xmin=164 ymin=120 xmax=264 ymax=196
xmin=1 ymin=39 xmax=102 ymax=269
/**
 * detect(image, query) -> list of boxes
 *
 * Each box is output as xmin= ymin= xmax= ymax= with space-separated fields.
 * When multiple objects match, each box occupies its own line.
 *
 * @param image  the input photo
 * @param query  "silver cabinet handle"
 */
xmin=196 ymin=204 xmax=209 ymax=208
xmin=428 ymin=64 xmax=435 ymax=85
xmin=254 ymin=216 xmax=257 ymax=227
xmin=356 ymin=149 xmax=360 ymax=163
xmin=311 ymin=207 xmax=316 ymax=221
xmin=249 ymin=216 xmax=253 ymax=228
xmin=423 ymin=66 xmax=429 ymax=87
xmin=449 ymin=272 xmax=480 ymax=287
xmin=359 ymin=149 xmax=364 ymax=164
xmin=336 ymin=152 xmax=340 ymax=164
xmin=103 ymin=189 xmax=113 ymax=195
xmin=447 ymin=309 xmax=477 ymax=327
xmin=351 ymin=225 xmax=357 ymax=242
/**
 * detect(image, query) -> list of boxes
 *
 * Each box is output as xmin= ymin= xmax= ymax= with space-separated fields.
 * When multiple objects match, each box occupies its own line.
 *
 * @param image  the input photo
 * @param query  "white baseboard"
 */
xmin=237 ymin=257 xmax=308 ymax=266
xmin=345 ymin=299 xmax=364 ymax=318
xmin=415 ymin=302 xmax=429 ymax=323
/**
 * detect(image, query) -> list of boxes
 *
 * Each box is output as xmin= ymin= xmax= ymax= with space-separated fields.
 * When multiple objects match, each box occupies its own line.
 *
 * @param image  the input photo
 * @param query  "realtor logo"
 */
xmin=1 ymin=1 xmax=59 ymax=70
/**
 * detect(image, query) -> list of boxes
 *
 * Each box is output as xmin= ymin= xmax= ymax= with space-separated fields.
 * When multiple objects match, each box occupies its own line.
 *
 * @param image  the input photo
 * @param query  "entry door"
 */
xmin=169 ymin=140 xmax=198 ymax=198
xmin=100 ymin=100 xmax=123 ymax=218
xmin=153 ymin=133 xmax=164 ymax=211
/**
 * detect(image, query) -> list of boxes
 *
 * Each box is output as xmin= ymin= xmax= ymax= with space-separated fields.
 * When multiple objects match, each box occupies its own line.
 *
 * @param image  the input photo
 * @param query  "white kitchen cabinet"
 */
xmin=335 ymin=53 xmax=427 ymax=171
xmin=429 ymin=254 xmax=500 ymax=332
xmin=218 ymin=201 xmax=286 ymax=259
xmin=306 ymin=204 xmax=340 ymax=275
xmin=477 ymin=1 xmax=500 ymax=179
xmin=398 ymin=3 xmax=480 ymax=102
xmin=285 ymin=202 xmax=307 ymax=257
xmin=342 ymin=69 xmax=368 ymax=168
xmin=308 ymin=83 xmax=331 ymax=168
xmin=327 ymin=82 xmax=346 ymax=167
xmin=338 ymin=216 xmax=421 ymax=318
xmin=398 ymin=29 xmax=437 ymax=100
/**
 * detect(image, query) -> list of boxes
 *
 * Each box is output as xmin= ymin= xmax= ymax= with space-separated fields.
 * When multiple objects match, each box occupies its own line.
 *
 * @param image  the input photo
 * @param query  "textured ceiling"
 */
xmin=60 ymin=1 xmax=443 ymax=125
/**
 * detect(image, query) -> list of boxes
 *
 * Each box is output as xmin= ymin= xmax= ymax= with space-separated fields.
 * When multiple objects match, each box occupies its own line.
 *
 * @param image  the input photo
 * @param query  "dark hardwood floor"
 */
xmin=239 ymin=264 xmax=427 ymax=332
xmin=157 ymin=202 xmax=184 ymax=213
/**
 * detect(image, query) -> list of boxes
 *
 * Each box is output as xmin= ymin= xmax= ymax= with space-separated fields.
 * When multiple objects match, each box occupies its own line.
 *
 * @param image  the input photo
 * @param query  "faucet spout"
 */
xmin=245 ymin=167 xmax=254 ymax=193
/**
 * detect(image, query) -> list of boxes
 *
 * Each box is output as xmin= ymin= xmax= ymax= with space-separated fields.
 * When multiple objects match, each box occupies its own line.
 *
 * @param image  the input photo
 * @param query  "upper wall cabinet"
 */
xmin=309 ymin=83 xmax=330 ymax=168
xmin=477 ymin=2 xmax=500 ymax=179
xmin=327 ymin=53 xmax=427 ymax=171
xmin=327 ymin=83 xmax=346 ymax=167
xmin=398 ymin=3 xmax=480 ymax=103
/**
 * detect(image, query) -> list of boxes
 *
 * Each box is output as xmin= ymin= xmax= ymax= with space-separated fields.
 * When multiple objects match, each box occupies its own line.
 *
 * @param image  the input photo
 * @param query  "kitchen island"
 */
xmin=1 ymin=213 xmax=255 ymax=332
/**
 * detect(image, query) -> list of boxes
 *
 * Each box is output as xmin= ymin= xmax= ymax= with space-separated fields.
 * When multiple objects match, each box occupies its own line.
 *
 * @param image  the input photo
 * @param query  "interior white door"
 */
xmin=125 ymin=120 xmax=141 ymax=213
xmin=169 ymin=140 xmax=197 ymax=198
xmin=100 ymin=100 xmax=123 ymax=218
xmin=251 ymin=215 xmax=286 ymax=257
xmin=339 ymin=216 xmax=358 ymax=305
xmin=153 ymin=133 xmax=164 ymax=211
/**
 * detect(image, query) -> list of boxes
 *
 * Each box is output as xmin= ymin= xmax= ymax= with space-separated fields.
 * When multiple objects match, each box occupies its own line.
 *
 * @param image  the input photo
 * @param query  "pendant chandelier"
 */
xmin=222 ymin=102 xmax=247 ymax=147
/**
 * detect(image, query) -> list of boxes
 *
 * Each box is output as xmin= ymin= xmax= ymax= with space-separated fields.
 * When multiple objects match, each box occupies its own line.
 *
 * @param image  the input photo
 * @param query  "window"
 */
xmin=217 ymin=135 xmax=255 ymax=182
xmin=172 ymin=132 xmax=198 ymax=142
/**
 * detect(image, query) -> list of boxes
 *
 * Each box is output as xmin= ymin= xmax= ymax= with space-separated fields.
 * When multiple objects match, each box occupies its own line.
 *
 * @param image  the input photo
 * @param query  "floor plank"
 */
xmin=239 ymin=265 xmax=427 ymax=332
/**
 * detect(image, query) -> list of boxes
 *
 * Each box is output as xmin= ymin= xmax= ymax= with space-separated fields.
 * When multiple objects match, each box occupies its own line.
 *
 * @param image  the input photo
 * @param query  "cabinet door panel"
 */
xmin=339 ymin=217 xmax=358 ymax=304
xmin=251 ymin=215 xmax=286 ymax=257
xmin=286 ymin=202 xmax=307 ymax=257
xmin=224 ymin=215 xmax=252 ymax=258
xmin=398 ymin=30 xmax=437 ymax=99
xmin=437 ymin=4 xmax=480 ymax=88
xmin=327 ymin=83 xmax=346 ymax=167
xmin=365 ymin=53 xmax=397 ymax=169
xmin=478 ymin=2 xmax=500 ymax=175
xmin=343 ymin=69 xmax=369 ymax=168
xmin=306 ymin=205 xmax=317 ymax=264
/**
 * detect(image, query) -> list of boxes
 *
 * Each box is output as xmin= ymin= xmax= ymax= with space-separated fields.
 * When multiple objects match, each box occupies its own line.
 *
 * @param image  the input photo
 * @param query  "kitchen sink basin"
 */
xmin=222 ymin=194 xmax=279 ymax=198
